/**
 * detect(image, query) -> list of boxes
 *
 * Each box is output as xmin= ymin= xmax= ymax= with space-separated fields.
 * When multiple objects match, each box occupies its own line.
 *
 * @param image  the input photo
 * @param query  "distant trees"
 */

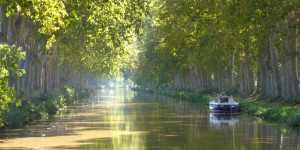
xmin=133 ymin=0 xmax=300 ymax=100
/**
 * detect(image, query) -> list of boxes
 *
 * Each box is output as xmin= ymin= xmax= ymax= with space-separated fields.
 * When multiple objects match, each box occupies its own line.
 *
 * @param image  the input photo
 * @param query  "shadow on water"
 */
xmin=0 ymin=89 xmax=300 ymax=150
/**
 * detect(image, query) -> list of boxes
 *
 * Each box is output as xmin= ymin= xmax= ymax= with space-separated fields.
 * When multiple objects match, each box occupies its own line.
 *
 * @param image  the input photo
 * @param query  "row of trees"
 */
xmin=133 ymin=0 xmax=299 ymax=100
xmin=0 ymin=0 xmax=149 ymax=118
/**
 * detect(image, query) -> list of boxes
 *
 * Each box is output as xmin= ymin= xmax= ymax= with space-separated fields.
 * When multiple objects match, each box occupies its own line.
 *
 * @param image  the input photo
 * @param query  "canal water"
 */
xmin=0 ymin=89 xmax=299 ymax=150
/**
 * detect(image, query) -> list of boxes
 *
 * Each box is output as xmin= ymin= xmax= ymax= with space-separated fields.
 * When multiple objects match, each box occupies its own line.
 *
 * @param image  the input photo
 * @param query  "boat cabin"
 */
xmin=220 ymin=97 xmax=229 ymax=103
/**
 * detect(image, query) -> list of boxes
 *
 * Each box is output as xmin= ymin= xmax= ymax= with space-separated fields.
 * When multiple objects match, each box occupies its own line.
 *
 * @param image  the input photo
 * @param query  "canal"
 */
xmin=0 ymin=89 xmax=299 ymax=149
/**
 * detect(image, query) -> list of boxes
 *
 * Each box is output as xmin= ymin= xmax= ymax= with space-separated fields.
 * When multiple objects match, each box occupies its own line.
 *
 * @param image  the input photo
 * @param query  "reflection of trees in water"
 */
xmin=100 ymin=89 xmax=146 ymax=149
xmin=2 ymin=89 xmax=300 ymax=150
xmin=237 ymin=118 xmax=300 ymax=150
xmin=131 ymin=90 xmax=300 ymax=150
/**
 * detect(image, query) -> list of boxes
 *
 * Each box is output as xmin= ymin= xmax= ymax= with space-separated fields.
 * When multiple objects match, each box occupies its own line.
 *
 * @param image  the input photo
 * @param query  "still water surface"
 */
xmin=0 ymin=89 xmax=300 ymax=150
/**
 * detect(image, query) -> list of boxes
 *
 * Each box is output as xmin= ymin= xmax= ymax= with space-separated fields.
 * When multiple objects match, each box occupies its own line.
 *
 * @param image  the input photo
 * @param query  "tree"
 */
xmin=133 ymin=0 xmax=300 ymax=101
xmin=0 ymin=44 xmax=25 ymax=126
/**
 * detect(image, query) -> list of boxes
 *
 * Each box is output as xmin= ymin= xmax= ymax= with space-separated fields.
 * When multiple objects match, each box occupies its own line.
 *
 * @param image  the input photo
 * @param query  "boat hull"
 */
xmin=209 ymin=103 xmax=239 ymax=113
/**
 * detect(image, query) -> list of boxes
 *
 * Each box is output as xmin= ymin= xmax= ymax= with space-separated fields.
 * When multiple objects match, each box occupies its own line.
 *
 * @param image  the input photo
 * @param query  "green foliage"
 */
xmin=5 ymin=0 xmax=68 ymax=49
xmin=240 ymin=99 xmax=300 ymax=127
xmin=1 ymin=85 xmax=93 ymax=129
xmin=42 ymin=101 xmax=58 ymax=115
xmin=57 ymin=0 xmax=150 ymax=78
xmin=31 ymin=0 xmax=68 ymax=49
xmin=32 ymin=90 xmax=58 ymax=105
xmin=58 ymin=84 xmax=94 ymax=104
xmin=4 ymin=0 xmax=150 ymax=79
xmin=132 ymin=0 xmax=299 ymax=89
xmin=3 ymin=98 xmax=40 ymax=129
xmin=38 ymin=94 xmax=66 ymax=116
xmin=32 ymin=89 xmax=70 ymax=116
xmin=75 ymin=86 xmax=94 ymax=99
xmin=0 ymin=44 xmax=25 ymax=127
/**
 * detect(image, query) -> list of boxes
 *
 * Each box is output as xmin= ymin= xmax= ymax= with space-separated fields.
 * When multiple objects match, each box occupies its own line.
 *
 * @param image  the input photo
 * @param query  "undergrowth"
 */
xmin=239 ymin=98 xmax=300 ymax=127
xmin=1 ymin=85 xmax=95 ymax=129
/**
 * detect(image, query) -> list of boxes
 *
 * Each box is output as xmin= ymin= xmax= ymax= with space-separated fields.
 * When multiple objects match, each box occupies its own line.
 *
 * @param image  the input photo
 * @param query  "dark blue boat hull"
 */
xmin=209 ymin=103 xmax=239 ymax=113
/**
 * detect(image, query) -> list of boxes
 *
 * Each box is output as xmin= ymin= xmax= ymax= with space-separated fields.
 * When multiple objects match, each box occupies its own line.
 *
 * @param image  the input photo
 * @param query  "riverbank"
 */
xmin=1 ymin=85 xmax=95 ymax=129
xmin=132 ymin=87 xmax=300 ymax=127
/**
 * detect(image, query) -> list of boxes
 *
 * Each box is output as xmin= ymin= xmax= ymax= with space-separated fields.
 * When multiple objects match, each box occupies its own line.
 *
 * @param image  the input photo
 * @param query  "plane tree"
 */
xmin=133 ymin=0 xmax=300 ymax=100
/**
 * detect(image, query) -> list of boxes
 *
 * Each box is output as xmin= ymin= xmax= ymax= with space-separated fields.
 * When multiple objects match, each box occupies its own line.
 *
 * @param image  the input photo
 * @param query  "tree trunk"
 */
xmin=249 ymin=67 xmax=255 ymax=94
xmin=0 ymin=3 xmax=8 ymax=43
xmin=7 ymin=14 xmax=15 ymax=87
xmin=269 ymin=31 xmax=282 ymax=97
xmin=260 ymin=64 xmax=267 ymax=95
xmin=238 ymin=58 xmax=245 ymax=94
xmin=280 ymin=30 xmax=290 ymax=98
xmin=290 ymin=56 xmax=299 ymax=99
xmin=245 ymin=53 xmax=255 ymax=94
xmin=43 ymin=48 xmax=56 ymax=93
xmin=287 ymin=11 xmax=299 ymax=99
xmin=266 ymin=69 xmax=272 ymax=96
xmin=26 ymin=59 xmax=32 ymax=96
xmin=38 ymin=52 xmax=44 ymax=91
xmin=257 ymin=66 xmax=262 ymax=94
xmin=7 ymin=14 xmax=15 ymax=46
xmin=280 ymin=59 xmax=288 ymax=97
xmin=51 ymin=58 xmax=59 ymax=89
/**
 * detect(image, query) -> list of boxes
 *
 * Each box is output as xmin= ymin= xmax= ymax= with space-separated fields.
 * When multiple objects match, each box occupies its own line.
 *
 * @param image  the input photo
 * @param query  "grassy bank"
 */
xmin=132 ymin=87 xmax=300 ymax=127
xmin=1 ymin=85 xmax=95 ymax=129
xmin=239 ymin=96 xmax=300 ymax=127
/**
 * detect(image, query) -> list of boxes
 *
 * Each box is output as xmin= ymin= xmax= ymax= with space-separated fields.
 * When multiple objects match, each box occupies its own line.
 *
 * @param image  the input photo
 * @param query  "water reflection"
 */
xmin=0 ymin=89 xmax=299 ymax=150
xmin=209 ymin=113 xmax=239 ymax=129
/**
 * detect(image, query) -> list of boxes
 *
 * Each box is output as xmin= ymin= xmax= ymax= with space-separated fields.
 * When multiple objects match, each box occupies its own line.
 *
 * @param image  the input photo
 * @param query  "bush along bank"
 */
xmin=239 ymin=97 xmax=300 ymax=127
xmin=1 ymin=85 xmax=95 ymax=129
xmin=132 ymin=87 xmax=300 ymax=127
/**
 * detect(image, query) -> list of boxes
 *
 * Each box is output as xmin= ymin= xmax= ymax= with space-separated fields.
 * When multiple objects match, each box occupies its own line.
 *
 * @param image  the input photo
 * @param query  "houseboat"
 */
xmin=209 ymin=93 xmax=239 ymax=113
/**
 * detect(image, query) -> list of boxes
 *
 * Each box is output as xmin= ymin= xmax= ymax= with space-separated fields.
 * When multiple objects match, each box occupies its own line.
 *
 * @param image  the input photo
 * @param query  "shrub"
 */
xmin=40 ymin=95 xmax=66 ymax=116
xmin=32 ymin=91 xmax=58 ymax=105
xmin=0 ymin=84 xmax=94 ymax=130
xmin=42 ymin=101 xmax=58 ymax=115
xmin=58 ymin=84 xmax=94 ymax=104
xmin=3 ymin=98 xmax=41 ymax=128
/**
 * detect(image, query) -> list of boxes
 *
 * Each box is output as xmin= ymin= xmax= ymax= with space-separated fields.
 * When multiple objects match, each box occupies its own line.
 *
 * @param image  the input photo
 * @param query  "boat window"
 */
xmin=220 ymin=97 xmax=228 ymax=103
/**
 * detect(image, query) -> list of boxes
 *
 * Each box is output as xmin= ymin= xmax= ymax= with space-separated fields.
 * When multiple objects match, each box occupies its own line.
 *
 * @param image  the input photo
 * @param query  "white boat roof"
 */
xmin=220 ymin=96 xmax=232 ymax=98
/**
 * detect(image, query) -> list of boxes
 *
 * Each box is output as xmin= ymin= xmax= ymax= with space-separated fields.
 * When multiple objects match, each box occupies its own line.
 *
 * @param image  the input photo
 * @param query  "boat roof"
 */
xmin=220 ymin=96 xmax=232 ymax=98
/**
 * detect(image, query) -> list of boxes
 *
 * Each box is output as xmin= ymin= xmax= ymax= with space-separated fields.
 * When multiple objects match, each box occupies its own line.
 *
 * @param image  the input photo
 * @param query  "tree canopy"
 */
xmin=0 ymin=0 xmax=150 ymax=126
xmin=133 ymin=0 xmax=300 ymax=99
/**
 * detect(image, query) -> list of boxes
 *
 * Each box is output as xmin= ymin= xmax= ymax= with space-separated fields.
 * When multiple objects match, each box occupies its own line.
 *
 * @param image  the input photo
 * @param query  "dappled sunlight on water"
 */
xmin=0 ymin=89 xmax=300 ymax=150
